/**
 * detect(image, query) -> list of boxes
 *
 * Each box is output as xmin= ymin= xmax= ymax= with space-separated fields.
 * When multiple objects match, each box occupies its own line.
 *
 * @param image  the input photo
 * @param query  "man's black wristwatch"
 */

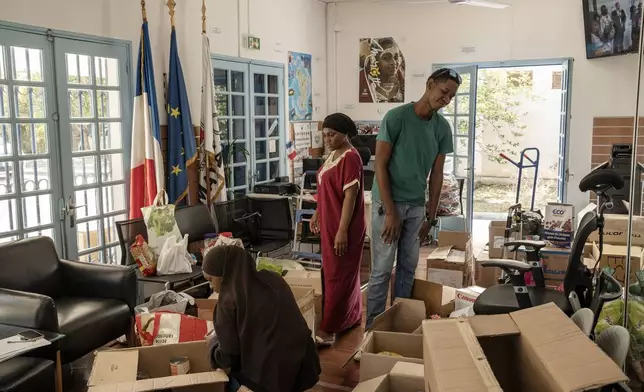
xmin=425 ymin=213 xmax=438 ymax=227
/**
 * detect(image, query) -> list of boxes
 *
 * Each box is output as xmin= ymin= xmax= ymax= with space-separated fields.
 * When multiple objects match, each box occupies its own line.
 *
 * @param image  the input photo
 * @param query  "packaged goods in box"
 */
xmin=454 ymin=286 xmax=485 ymax=310
xmin=544 ymin=203 xmax=574 ymax=248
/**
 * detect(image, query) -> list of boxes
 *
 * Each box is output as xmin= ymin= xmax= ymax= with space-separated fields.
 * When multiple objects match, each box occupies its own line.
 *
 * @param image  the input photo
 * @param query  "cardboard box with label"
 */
xmin=194 ymin=292 xmax=219 ymax=322
xmin=370 ymin=298 xmax=426 ymax=334
xmin=593 ymin=241 xmax=644 ymax=285
xmin=540 ymin=247 xmax=570 ymax=287
xmin=454 ymin=286 xmax=485 ymax=310
xmin=88 ymin=341 xmax=228 ymax=392
xmin=283 ymin=270 xmax=323 ymax=321
xmin=475 ymin=250 xmax=501 ymax=288
xmin=426 ymin=231 xmax=473 ymax=288
xmin=544 ymin=202 xmax=574 ymax=248
xmin=488 ymin=220 xmax=507 ymax=259
xmin=422 ymin=303 xmax=627 ymax=392
xmin=587 ymin=213 xmax=644 ymax=247
xmin=358 ymin=331 xmax=424 ymax=382
xmin=353 ymin=362 xmax=424 ymax=392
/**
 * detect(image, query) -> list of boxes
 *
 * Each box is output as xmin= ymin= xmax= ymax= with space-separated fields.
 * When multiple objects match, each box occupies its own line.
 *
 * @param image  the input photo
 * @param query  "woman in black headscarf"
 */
xmin=202 ymin=245 xmax=320 ymax=392
xmin=309 ymin=113 xmax=366 ymax=346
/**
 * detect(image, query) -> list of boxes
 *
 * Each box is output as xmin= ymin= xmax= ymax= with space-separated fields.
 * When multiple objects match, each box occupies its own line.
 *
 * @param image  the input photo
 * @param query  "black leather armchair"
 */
xmin=0 ymin=236 xmax=137 ymax=364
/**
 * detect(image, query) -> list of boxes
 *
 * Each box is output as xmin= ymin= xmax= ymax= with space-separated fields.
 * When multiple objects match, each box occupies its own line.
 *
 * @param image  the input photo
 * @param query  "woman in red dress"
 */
xmin=310 ymin=113 xmax=366 ymax=345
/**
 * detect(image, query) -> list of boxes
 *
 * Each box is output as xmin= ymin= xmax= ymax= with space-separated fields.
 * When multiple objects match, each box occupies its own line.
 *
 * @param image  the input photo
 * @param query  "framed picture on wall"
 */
xmin=582 ymin=0 xmax=641 ymax=59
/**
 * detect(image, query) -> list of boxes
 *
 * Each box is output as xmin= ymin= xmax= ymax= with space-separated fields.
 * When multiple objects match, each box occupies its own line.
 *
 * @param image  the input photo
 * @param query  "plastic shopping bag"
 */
xmin=157 ymin=234 xmax=193 ymax=275
xmin=141 ymin=190 xmax=182 ymax=256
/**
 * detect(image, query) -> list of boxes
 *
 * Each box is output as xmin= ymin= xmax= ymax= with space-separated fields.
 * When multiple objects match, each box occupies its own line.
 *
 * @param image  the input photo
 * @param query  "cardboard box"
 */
xmin=587 ymin=213 xmax=644 ymax=247
xmin=88 ymin=341 xmax=228 ymax=392
xmin=359 ymin=331 xmax=424 ymax=382
xmin=475 ymin=250 xmax=501 ymax=288
xmin=454 ymin=286 xmax=485 ymax=310
xmin=592 ymin=241 xmax=644 ymax=285
xmin=540 ymin=247 xmax=570 ymax=286
xmin=410 ymin=279 xmax=455 ymax=318
xmin=290 ymin=287 xmax=316 ymax=340
xmin=426 ymin=231 xmax=473 ymax=288
xmin=421 ymin=303 xmax=627 ymax=392
xmin=194 ymin=292 xmax=219 ymax=322
xmin=544 ymin=202 xmax=574 ymax=248
xmin=488 ymin=220 xmax=507 ymax=259
xmin=352 ymin=362 xmax=424 ymax=392
xmin=370 ymin=298 xmax=426 ymax=334
xmin=283 ymin=270 xmax=323 ymax=321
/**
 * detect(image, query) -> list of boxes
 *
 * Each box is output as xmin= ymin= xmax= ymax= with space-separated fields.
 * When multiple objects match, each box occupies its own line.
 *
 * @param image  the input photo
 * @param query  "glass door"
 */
xmin=439 ymin=65 xmax=478 ymax=232
xmin=0 ymin=29 xmax=63 ymax=249
xmin=250 ymin=64 xmax=285 ymax=188
xmin=557 ymin=59 xmax=572 ymax=202
xmin=54 ymin=38 xmax=131 ymax=264
xmin=212 ymin=58 xmax=250 ymax=198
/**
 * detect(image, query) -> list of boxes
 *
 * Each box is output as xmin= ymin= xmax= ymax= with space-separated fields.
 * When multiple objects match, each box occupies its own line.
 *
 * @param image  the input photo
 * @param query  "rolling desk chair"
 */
xmin=474 ymin=169 xmax=624 ymax=333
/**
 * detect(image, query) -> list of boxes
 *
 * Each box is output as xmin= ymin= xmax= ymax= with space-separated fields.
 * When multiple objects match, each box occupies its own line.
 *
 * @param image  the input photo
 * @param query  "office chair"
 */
xmin=474 ymin=169 xmax=624 ymax=328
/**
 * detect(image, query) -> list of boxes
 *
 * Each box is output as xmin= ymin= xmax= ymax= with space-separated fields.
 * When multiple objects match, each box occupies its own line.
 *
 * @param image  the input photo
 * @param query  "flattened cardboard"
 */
xmin=359 ymin=331 xmax=424 ymax=382
xmin=88 ymin=341 xmax=228 ymax=392
xmin=370 ymin=298 xmax=426 ymax=334
xmin=421 ymin=303 xmax=627 ymax=392
xmin=352 ymin=362 xmax=424 ymax=392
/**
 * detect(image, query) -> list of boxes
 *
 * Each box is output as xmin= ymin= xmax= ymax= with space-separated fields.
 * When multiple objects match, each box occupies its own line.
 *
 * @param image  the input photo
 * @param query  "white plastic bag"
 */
xmin=141 ymin=191 xmax=182 ymax=256
xmin=157 ymin=234 xmax=193 ymax=275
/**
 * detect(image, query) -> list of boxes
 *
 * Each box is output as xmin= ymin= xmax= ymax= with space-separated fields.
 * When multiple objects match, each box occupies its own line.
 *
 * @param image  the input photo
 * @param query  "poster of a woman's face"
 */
xmin=359 ymin=37 xmax=406 ymax=103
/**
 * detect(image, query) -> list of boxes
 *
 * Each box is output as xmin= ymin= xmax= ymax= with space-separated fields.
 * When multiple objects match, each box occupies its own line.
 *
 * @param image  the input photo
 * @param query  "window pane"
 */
xmin=218 ymin=119 xmax=229 ymax=141
xmin=14 ymin=86 xmax=46 ymax=118
xmin=73 ymin=156 xmax=97 ymax=185
xmin=20 ymin=159 xmax=50 ymax=192
xmin=104 ymin=245 xmax=122 ymax=265
xmin=75 ymin=187 xmax=100 ymax=219
xmin=268 ymin=97 xmax=278 ymax=116
xmin=68 ymin=89 xmax=94 ymax=119
xmin=256 ymin=162 xmax=267 ymax=182
xmin=11 ymin=47 xmax=43 ymax=82
xmin=213 ymin=69 xmax=228 ymax=92
xmin=233 ymin=166 xmax=246 ymax=186
xmin=99 ymin=122 xmax=122 ymax=150
xmin=102 ymin=184 xmax=126 ymax=213
xmin=269 ymin=139 xmax=279 ymax=159
xmin=254 ymin=74 xmax=265 ymax=94
xmin=254 ymin=96 xmax=266 ymax=116
xmin=232 ymin=95 xmax=244 ymax=116
xmin=268 ymin=75 xmax=278 ymax=94
xmin=66 ymin=53 xmax=92 ymax=85
xmin=269 ymin=160 xmax=279 ymax=179
xmin=455 ymin=136 xmax=468 ymax=156
xmin=0 ymin=161 xmax=14 ymax=195
xmin=22 ymin=194 xmax=52 ymax=228
xmin=216 ymin=95 xmax=228 ymax=117
xmin=0 ymin=124 xmax=12 ymax=156
xmin=77 ymin=219 xmax=102 ymax=251
xmin=268 ymin=119 xmax=279 ymax=137
xmin=255 ymin=141 xmax=267 ymax=160
xmin=18 ymin=123 xmax=48 ymax=155
xmin=0 ymin=46 xmax=5 ymax=80
xmin=97 ymin=90 xmax=121 ymax=118
xmin=26 ymin=228 xmax=53 ymax=241
xmin=232 ymin=143 xmax=247 ymax=163
xmin=456 ymin=116 xmax=469 ymax=136
xmin=0 ymin=236 xmax=18 ymax=244
xmin=103 ymin=213 xmax=126 ymax=246
xmin=0 ymin=85 xmax=8 ymax=118
xmin=255 ymin=119 xmax=266 ymax=138
xmin=94 ymin=57 xmax=119 ymax=87
xmin=232 ymin=119 xmax=245 ymax=139
xmin=231 ymin=71 xmax=244 ymax=92
xmin=79 ymin=251 xmax=102 ymax=263
xmin=456 ymin=95 xmax=469 ymax=114
xmin=100 ymin=153 xmax=124 ymax=182
xmin=71 ymin=123 xmax=96 ymax=152
xmin=0 ymin=199 xmax=17 ymax=234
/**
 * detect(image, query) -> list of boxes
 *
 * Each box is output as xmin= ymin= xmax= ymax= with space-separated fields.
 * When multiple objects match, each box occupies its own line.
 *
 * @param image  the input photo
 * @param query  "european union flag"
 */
xmin=166 ymin=27 xmax=197 ymax=204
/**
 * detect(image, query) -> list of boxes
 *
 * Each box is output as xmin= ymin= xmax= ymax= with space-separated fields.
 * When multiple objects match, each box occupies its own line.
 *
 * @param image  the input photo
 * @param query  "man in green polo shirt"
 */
xmin=366 ymin=68 xmax=461 ymax=329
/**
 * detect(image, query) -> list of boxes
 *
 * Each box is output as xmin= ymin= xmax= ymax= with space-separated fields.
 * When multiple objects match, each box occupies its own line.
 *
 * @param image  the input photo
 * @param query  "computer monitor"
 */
xmin=303 ymin=158 xmax=324 ymax=173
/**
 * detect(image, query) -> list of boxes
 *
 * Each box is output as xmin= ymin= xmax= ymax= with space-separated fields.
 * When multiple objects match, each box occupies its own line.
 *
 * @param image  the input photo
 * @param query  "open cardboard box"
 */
xmin=370 ymin=298 xmax=426 ymax=334
xmin=353 ymin=362 xmax=424 ymax=392
xmin=283 ymin=270 xmax=323 ymax=320
xmin=194 ymin=292 xmax=219 ymax=321
xmin=422 ymin=303 xmax=627 ymax=392
xmin=411 ymin=279 xmax=455 ymax=318
xmin=358 ymin=331 xmax=424 ymax=382
xmin=88 ymin=341 xmax=228 ymax=392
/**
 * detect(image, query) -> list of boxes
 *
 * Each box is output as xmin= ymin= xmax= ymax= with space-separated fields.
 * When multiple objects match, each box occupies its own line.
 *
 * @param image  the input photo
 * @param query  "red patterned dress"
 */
xmin=317 ymin=148 xmax=365 ymax=333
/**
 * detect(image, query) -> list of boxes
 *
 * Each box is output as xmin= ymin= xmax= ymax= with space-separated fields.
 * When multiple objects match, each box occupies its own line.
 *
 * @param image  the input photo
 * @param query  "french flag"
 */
xmin=128 ymin=21 xmax=164 ymax=219
xmin=286 ymin=141 xmax=297 ymax=161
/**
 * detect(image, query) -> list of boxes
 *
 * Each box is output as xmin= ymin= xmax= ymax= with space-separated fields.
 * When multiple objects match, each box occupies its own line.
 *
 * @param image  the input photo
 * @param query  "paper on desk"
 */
xmin=0 ymin=335 xmax=51 ymax=364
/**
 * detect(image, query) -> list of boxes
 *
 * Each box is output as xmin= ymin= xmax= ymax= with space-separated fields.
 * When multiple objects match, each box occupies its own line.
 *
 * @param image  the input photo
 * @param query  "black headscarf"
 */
xmin=322 ymin=112 xmax=358 ymax=137
xmin=203 ymin=246 xmax=320 ymax=392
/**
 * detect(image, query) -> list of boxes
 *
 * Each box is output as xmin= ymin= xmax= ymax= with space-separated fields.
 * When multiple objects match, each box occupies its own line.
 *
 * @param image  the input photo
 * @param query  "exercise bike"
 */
xmin=473 ymin=168 xmax=625 ymax=337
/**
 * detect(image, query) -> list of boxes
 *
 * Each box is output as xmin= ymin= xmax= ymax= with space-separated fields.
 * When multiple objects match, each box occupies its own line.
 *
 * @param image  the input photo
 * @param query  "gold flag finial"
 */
xmin=141 ymin=0 xmax=147 ymax=22
xmin=202 ymin=0 xmax=207 ymax=34
xmin=167 ymin=0 xmax=176 ymax=28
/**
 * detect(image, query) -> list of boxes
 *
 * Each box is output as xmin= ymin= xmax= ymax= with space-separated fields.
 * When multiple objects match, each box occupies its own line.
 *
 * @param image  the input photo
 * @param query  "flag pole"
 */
xmin=202 ymin=0 xmax=207 ymax=34
xmin=141 ymin=0 xmax=147 ymax=22
xmin=168 ymin=0 xmax=176 ymax=28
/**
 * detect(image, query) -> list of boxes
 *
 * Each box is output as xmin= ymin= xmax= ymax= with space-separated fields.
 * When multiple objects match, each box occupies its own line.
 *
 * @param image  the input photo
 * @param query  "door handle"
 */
xmin=65 ymin=196 xmax=86 ymax=229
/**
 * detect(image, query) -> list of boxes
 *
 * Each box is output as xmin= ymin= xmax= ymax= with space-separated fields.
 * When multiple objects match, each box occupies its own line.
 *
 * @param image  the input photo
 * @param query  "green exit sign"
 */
xmin=247 ymin=36 xmax=260 ymax=50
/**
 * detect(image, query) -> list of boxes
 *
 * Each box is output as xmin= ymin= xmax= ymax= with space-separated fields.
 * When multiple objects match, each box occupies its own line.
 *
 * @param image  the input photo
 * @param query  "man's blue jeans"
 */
xmin=366 ymin=200 xmax=425 ymax=329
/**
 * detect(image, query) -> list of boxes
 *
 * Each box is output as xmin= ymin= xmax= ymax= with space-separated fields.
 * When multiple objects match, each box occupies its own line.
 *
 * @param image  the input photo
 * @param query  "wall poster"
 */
xmin=359 ymin=37 xmax=405 ymax=103
xmin=288 ymin=52 xmax=313 ymax=121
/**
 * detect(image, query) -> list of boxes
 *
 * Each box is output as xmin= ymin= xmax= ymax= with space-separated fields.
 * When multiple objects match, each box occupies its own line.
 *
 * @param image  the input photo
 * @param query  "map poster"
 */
xmin=359 ymin=37 xmax=405 ymax=103
xmin=288 ymin=52 xmax=313 ymax=121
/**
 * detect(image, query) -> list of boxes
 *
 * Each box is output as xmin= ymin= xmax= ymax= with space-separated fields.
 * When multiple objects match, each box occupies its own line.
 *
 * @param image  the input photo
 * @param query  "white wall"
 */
xmin=1 ymin=0 xmax=327 ymax=123
xmin=327 ymin=0 xmax=641 ymax=212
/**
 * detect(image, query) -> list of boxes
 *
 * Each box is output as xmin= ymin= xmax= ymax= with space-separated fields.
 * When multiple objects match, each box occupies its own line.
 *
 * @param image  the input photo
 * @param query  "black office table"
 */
xmin=0 ymin=323 xmax=65 ymax=392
